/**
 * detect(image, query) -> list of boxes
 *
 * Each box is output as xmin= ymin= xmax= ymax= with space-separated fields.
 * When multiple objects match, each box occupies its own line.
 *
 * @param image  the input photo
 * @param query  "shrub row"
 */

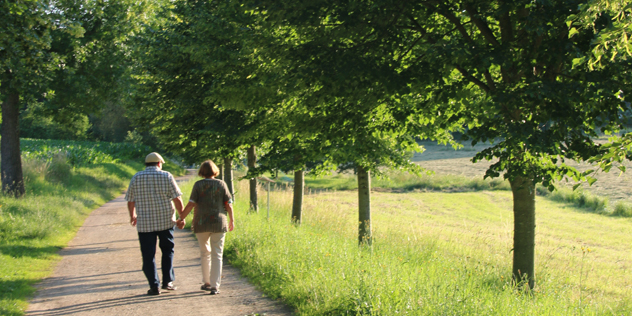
xmin=20 ymin=138 xmax=152 ymax=166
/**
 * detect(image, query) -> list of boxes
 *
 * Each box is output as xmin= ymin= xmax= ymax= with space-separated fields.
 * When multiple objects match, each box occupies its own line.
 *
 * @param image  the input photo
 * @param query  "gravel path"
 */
xmin=26 ymin=173 xmax=294 ymax=316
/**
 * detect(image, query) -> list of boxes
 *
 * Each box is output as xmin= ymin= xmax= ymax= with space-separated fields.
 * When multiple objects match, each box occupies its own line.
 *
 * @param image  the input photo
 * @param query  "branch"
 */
xmin=499 ymin=10 xmax=513 ymax=44
xmin=463 ymin=4 xmax=501 ymax=47
xmin=483 ymin=70 xmax=496 ymax=91
xmin=455 ymin=65 xmax=490 ymax=93
xmin=397 ymin=33 xmax=425 ymax=63
xmin=406 ymin=13 xmax=426 ymax=34
xmin=422 ymin=2 xmax=475 ymax=44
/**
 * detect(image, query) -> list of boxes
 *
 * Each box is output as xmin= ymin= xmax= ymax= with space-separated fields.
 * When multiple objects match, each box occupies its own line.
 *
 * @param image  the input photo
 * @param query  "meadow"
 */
xmin=189 ymin=177 xmax=632 ymax=315
xmin=3 ymin=136 xmax=630 ymax=315
xmin=0 ymin=140 xmax=183 ymax=316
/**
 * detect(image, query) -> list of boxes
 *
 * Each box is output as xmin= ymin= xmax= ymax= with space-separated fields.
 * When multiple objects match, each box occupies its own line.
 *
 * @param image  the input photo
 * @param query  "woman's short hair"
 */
xmin=198 ymin=160 xmax=220 ymax=178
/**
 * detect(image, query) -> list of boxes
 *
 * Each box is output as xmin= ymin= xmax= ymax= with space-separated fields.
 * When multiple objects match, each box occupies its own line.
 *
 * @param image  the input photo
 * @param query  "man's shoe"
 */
xmin=209 ymin=288 xmax=220 ymax=295
xmin=147 ymin=287 xmax=160 ymax=295
xmin=161 ymin=282 xmax=177 ymax=291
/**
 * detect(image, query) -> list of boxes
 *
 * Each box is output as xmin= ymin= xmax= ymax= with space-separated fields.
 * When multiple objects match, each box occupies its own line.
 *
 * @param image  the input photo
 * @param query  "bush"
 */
xmin=298 ymin=171 xmax=513 ymax=193
xmin=20 ymin=138 xmax=152 ymax=166
xmin=546 ymin=187 xmax=608 ymax=213
xmin=612 ymin=201 xmax=632 ymax=217
xmin=45 ymin=154 xmax=73 ymax=184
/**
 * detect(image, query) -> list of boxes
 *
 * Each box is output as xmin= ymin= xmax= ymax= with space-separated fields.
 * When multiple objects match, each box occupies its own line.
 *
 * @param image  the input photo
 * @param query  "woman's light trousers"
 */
xmin=196 ymin=232 xmax=226 ymax=289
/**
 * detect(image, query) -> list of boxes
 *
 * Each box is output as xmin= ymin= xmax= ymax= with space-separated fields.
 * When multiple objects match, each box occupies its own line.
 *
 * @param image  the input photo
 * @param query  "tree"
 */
xmin=131 ymin=1 xmax=268 ymax=200
xmin=247 ymin=145 xmax=258 ymax=211
xmin=254 ymin=93 xmax=449 ymax=243
xmin=255 ymin=137 xmax=318 ymax=224
xmin=1 ymin=0 xmax=155 ymax=196
xmin=242 ymin=0 xmax=632 ymax=288
xmin=1 ymin=0 xmax=63 ymax=196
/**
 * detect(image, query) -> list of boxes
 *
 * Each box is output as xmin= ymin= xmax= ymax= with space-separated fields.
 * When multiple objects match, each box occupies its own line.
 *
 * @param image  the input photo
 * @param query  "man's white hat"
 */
xmin=145 ymin=152 xmax=165 ymax=163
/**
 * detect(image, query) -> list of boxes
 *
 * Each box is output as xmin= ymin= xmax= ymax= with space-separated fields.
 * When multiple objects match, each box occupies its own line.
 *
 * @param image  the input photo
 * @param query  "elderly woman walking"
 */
xmin=179 ymin=160 xmax=234 ymax=295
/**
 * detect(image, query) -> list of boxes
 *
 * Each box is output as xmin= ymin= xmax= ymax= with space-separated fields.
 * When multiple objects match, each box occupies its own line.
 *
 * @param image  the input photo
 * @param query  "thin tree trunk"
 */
xmin=247 ymin=145 xmax=257 ymax=212
xmin=223 ymin=158 xmax=234 ymax=198
xmin=357 ymin=166 xmax=371 ymax=245
xmin=510 ymin=175 xmax=536 ymax=289
xmin=1 ymin=92 xmax=25 ymax=197
xmin=217 ymin=163 xmax=223 ymax=181
xmin=292 ymin=169 xmax=304 ymax=224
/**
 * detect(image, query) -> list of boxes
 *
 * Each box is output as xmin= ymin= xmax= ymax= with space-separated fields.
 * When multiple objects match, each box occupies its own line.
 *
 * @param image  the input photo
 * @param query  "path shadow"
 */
xmin=33 ymin=262 xmax=196 ymax=287
xmin=58 ymin=246 xmax=120 ymax=256
xmin=33 ymin=281 xmax=148 ymax=298
xmin=27 ymin=291 xmax=205 ymax=315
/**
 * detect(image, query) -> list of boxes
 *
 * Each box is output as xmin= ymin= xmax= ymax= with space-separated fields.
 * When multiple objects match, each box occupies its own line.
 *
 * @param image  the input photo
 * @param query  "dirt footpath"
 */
xmin=26 ymin=174 xmax=293 ymax=316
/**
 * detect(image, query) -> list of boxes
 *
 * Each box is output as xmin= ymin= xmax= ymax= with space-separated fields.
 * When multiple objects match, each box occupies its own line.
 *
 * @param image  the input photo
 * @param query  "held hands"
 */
xmin=176 ymin=219 xmax=186 ymax=229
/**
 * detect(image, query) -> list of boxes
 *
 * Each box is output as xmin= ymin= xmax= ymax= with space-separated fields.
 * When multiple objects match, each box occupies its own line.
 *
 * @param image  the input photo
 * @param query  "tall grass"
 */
xmin=223 ymin=180 xmax=632 ymax=315
xmin=536 ymin=186 xmax=632 ymax=217
xmin=299 ymin=171 xmax=511 ymax=192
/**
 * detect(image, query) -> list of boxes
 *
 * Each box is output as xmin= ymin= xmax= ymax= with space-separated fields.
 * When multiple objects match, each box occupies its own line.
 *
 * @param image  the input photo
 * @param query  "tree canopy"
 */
xmin=1 ymin=0 xmax=159 ymax=196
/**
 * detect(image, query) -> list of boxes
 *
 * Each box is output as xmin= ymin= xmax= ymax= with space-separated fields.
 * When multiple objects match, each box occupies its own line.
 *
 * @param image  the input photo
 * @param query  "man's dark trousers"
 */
xmin=138 ymin=228 xmax=175 ymax=288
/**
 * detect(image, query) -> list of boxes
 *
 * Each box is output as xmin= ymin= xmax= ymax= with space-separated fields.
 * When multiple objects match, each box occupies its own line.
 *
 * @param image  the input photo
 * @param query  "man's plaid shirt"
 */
xmin=125 ymin=166 xmax=183 ymax=232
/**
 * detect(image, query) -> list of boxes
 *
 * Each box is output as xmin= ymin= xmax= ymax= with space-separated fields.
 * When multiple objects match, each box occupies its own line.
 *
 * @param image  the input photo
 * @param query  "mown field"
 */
xmin=0 ymin=139 xmax=183 ymax=316
xmin=213 ymin=178 xmax=632 ymax=315
xmin=413 ymin=140 xmax=632 ymax=203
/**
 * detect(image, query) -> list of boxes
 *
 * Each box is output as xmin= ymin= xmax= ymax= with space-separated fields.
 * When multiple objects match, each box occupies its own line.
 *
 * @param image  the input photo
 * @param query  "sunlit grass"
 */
xmin=224 ymin=180 xmax=632 ymax=315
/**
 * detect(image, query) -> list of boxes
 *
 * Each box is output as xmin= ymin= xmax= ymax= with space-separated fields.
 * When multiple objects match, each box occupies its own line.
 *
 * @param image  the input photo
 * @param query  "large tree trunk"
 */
xmin=291 ymin=169 xmax=304 ymax=224
xmin=247 ymin=145 xmax=257 ymax=212
xmin=510 ymin=176 xmax=536 ymax=289
xmin=357 ymin=166 xmax=371 ymax=245
xmin=223 ymin=158 xmax=234 ymax=198
xmin=217 ymin=163 xmax=223 ymax=181
xmin=1 ymin=92 xmax=25 ymax=197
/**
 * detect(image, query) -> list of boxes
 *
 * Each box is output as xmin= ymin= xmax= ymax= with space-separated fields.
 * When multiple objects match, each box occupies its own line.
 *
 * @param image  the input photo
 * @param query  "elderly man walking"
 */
xmin=126 ymin=152 xmax=185 ymax=295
